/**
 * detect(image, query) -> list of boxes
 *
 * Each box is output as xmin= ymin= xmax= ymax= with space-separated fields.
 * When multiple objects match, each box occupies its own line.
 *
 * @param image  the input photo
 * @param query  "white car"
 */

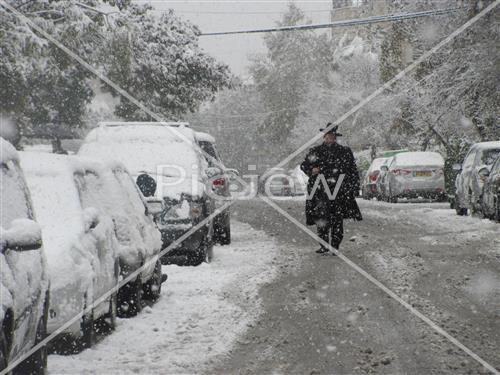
xmin=194 ymin=131 xmax=234 ymax=245
xmin=83 ymin=161 xmax=164 ymax=316
xmin=1 ymin=138 xmax=49 ymax=374
xmin=380 ymin=152 xmax=445 ymax=202
xmin=454 ymin=141 xmax=500 ymax=215
xmin=79 ymin=122 xmax=215 ymax=266
xmin=375 ymin=156 xmax=394 ymax=200
xmin=20 ymin=152 xmax=120 ymax=352
xmin=362 ymin=157 xmax=388 ymax=200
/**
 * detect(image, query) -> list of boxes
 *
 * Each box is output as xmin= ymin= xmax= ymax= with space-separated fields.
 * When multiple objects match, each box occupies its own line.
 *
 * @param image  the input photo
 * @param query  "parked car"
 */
xmin=20 ymin=152 xmax=120 ymax=352
xmin=454 ymin=141 xmax=500 ymax=215
xmin=263 ymin=168 xmax=292 ymax=196
xmin=289 ymin=165 xmax=308 ymax=196
xmin=75 ymin=160 xmax=165 ymax=316
xmin=1 ymin=138 xmax=49 ymax=374
xmin=194 ymin=131 xmax=235 ymax=245
xmin=480 ymin=154 xmax=500 ymax=222
xmin=375 ymin=156 xmax=393 ymax=200
xmin=380 ymin=152 xmax=445 ymax=203
xmin=362 ymin=157 xmax=388 ymax=200
xmin=79 ymin=122 xmax=215 ymax=265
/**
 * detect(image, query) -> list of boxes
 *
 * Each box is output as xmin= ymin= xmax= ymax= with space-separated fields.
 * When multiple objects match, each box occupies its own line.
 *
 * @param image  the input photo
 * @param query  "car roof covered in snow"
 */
xmin=0 ymin=137 xmax=19 ymax=164
xmin=80 ymin=126 xmax=207 ymax=199
xmin=393 ymin=151 xmax=444 ymax=167
xmin=471 ymin=141 xmax=500 ymax=150
xmin=86 ymin=123 xmax=196 ymax=144
xmin=194 ymin=131 xmax=216 ymax=144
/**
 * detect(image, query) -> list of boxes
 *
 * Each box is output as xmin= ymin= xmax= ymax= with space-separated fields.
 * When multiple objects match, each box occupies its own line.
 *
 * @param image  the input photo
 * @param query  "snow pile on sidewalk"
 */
xmin=48 ymin=221 xmax=280 ymax=374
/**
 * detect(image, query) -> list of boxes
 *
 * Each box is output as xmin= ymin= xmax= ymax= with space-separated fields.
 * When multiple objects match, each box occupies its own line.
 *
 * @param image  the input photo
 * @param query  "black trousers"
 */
xmin=316 ymin=216 xmax=344 ymax=250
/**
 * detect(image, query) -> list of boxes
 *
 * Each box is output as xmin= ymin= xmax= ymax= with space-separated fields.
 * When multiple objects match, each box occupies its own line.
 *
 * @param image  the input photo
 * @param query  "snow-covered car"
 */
xmin=1 ymin=138 xmax=49 ymax=374
xmin=195 ymin=131 xmax=235 ymax=245
xmin=20 ymin=152 xmax=120 ymax=351
xmin=289 ymin=165 xmax=308 ymax=195
xmin=375 ymin=156 xmax=393 ymax=200
xmin=454 ymin=141 xmax=500 ymax=215
xmin=75 ymin=161 xmax=164 ymax=316
xmin=362 ymin=157 xmax=388 ymax=200
xmin=79 ymin=122 xmax=215 ymax=265
xmin=380 ymin=152 xmax=445 ymax=203
xmin=262 ymin=168 xmax=292 ymax=196
xmin=480 ymin=154 xmax=500 ymax=222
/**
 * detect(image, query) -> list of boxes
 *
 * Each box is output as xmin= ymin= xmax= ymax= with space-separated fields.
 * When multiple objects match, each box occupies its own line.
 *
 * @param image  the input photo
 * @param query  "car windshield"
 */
xmin=1 ymin=162 xmax=30 ymax=227
xmin=481 ymin=149 xmax=500 ymax=165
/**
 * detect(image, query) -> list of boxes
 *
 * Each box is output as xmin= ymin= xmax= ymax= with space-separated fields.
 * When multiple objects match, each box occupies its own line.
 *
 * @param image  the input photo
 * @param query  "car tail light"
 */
xmin=212 ymin=177 xmax=226 ymax=186
xmin=392 ymin=169 xmax=411 ymax=176
xmin=369 ymin=171 xmax=380 ymax=182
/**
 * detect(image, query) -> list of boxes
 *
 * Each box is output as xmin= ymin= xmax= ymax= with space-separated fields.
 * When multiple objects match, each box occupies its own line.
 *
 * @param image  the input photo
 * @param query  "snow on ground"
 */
xmin=48 ymin=220 xmax=280 ymax=374
xmin=360 ymin=200 xmax=498 ymax=238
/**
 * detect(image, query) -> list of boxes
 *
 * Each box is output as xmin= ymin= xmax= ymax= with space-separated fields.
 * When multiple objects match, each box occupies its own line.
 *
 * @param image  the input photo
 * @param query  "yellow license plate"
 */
xmin=415 ymin=171 xmax=432 ymax=177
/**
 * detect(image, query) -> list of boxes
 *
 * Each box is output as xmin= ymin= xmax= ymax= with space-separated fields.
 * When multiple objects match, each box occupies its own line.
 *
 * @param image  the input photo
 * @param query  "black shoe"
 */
xmin=315 ymin=247 xmax=329 ymax=254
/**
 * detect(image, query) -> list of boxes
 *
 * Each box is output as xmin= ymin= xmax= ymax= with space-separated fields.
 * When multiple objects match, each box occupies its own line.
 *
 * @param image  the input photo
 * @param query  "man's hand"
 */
xmin=312 ymin=167 xmax=320 ymax=175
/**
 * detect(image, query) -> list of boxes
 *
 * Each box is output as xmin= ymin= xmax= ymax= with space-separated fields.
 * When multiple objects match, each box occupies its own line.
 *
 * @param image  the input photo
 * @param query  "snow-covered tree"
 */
xmin=1 ymin=0 xmax=232 ymax=147
xmin=104 ymin=4 xmax=232 ymax=121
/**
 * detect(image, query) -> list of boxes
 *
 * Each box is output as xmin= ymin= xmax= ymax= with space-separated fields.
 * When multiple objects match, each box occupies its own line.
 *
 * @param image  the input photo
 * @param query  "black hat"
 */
xmin=320 ymin=123 xmax=342 ymax=137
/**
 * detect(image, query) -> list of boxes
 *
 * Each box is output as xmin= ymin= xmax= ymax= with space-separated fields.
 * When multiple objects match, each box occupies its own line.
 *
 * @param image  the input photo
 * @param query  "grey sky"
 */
xmin=134 ymin=1 xmax=338 ymax=77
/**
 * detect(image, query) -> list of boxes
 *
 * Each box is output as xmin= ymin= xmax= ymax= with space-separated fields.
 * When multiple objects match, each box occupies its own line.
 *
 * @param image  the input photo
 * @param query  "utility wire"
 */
xmin=201 ymin=7 xmax=466 ymax=36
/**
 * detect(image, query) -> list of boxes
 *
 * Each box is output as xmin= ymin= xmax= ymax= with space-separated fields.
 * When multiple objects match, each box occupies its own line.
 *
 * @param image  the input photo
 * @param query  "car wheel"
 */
xmin=455 ymin=194 xmax=467 ymax=216
xmin=0 ymin=329 xmax=7 ymax=372
xmin=14 ymin=292 xmax=48 ymax=375
xmin=143 ymin=260 xmax=163 ymax=302
xmin=80 ymin=307 xmax=95 ymax=350
xmin=118 ymin=277 xmax=143 ymax=317
xmin=455 ymin=205 xmax=467 ymax=216
xmin=95 ymin=292 xmax=117 ymax=335
xmin=14 ymin=318 xmax=47 ymax=375
xmin=218 ymin=222 xmax=231 ymax=245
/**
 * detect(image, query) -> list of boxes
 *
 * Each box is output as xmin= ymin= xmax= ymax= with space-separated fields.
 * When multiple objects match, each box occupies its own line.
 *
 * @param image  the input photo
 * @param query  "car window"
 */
xmin=481 ymin=149 xmax=500 ymax=166
xmin=198 ymin=141 xmax=217 ymax=159
xmin=113 ymin=170 xmax=147 ymax=215
xmin=74 ymin=171 xmax=107 ymax=211
xmin=1 ymin=161 xmax=33 ymax=226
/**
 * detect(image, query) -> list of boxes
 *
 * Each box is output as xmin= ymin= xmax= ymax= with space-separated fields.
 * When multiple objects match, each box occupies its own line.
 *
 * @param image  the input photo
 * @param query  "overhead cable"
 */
xmin=201 ymin=7 xmax=466 ymax=36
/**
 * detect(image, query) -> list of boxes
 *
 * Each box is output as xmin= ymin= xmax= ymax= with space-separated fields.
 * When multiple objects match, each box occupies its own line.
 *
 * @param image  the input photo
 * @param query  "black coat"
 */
xmin=300 ymin=142 xmax=362 ymax=225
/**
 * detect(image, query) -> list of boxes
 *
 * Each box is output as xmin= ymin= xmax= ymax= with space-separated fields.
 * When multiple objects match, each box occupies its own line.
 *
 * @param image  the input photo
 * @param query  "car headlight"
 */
xmin=189 ymin=202 xmax=203 ymax=220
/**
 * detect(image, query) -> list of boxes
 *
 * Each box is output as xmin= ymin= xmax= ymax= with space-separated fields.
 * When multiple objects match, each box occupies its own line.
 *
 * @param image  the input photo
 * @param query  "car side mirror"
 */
xmin=0 ymin=219 xmax=42 ymax=252
xmin=380 ymin=166 xmax=388 ymax=172
xmin=205 ymin=166 xmax=223 ymax=178
xmin=478 ymin=167 xmax=490 ymax=178
xmin=83 ymin=207 xmax=100 ymax=232
xmin=145 ymin=197 xmax=164 ymax=216
xmin=452 ymin=163 xmax=462 ymax=171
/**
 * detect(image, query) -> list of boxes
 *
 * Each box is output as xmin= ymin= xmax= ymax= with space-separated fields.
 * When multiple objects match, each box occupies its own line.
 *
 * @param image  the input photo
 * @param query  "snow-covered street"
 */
xmin=45 ymin=199 xmax=500 ymax=375
xmin=1 ymin=1 xmax=499 ymax=374
xmin=48 ymin=220 xmax=282 ymax=374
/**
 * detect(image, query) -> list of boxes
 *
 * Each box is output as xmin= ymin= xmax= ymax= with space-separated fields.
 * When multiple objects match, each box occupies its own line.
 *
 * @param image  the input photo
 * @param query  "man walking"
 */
xmin=300 ymin=124 xmax=362 ymax=254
